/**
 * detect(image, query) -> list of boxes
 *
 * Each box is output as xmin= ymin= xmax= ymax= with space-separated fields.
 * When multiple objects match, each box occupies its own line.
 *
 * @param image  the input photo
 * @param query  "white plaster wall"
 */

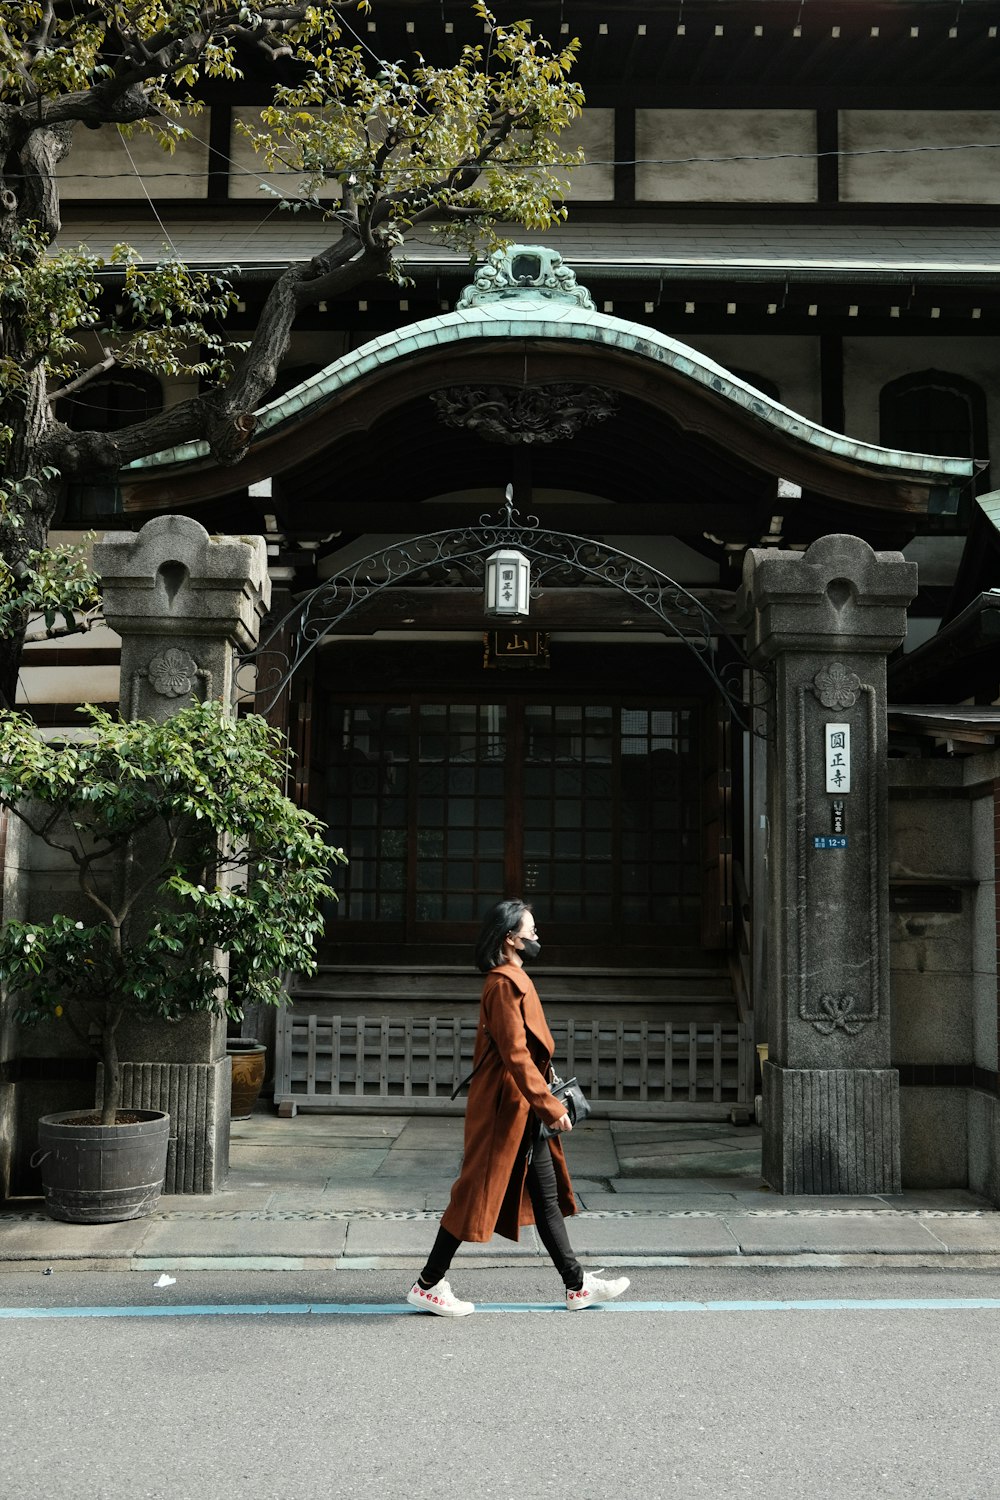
xmin=841 ymin=111 xmax=1000 ymax=204
xmin=842 ymin=336 xmax=1000 ymax=463
xmin=16 ymin=665 xmax=120 ymax=706
xmin=673 ymin=334 xmax=822 ymax=423
xmin=559 ymin=109 xmax=615 ymax=202
xmin=635 ymin=110 xmax=816 ymax=202
xmin=229 ymin=107 xmax=339 ymax=203
xmin=230 ymin=104 xmax=613 ymax=204
xmin=57 ymin=115 xmax=209 ymax=200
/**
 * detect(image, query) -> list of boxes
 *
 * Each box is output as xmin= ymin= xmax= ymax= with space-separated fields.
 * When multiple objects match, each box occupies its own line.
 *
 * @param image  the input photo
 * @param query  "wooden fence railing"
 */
xmin=274 ymin=1010 xmax=754 ymax=1121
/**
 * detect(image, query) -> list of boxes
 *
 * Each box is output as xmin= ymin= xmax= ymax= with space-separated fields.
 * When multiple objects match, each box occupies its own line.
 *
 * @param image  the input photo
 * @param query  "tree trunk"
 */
xmin=99 ymin=1019 xmax=121 ymax=1125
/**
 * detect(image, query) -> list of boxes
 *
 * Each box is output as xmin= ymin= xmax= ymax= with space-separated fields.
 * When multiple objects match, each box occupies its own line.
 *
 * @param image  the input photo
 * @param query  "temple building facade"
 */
xmin=4 ymin=1 xmax=1000 ymax=1200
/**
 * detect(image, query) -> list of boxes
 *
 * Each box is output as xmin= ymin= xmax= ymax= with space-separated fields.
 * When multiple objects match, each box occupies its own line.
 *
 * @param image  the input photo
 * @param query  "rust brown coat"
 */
xmin=440 ymin=962 xmax=577 ymax=1244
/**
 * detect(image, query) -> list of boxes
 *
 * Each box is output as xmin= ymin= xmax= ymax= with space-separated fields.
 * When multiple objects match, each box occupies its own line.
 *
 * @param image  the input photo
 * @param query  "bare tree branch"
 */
xmin=24 ymin=606 xmax=104 ymax=643
xmin=48 ymin=356 xmax=117 ymax=406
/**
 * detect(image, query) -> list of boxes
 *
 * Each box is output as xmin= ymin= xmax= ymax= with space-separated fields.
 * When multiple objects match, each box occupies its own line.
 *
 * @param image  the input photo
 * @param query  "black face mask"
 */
xmin=520 ymin=939 xmax=542 ymax=960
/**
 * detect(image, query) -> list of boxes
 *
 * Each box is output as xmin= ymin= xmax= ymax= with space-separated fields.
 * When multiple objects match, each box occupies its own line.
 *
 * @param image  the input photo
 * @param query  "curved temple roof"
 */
xmin=125 ymin=245 xmax=976 ymax=497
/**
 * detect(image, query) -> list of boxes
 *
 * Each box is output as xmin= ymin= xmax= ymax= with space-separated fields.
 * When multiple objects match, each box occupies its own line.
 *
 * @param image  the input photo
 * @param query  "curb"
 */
xmin=5 ymin=1250 xmax=1000 ymax=1275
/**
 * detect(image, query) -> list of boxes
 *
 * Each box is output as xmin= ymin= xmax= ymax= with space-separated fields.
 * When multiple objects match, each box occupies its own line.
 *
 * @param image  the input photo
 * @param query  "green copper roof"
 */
xmin=126 ymin=246 xmax=976 ymax=485
xmin=978 ymin=490 xmax=1000 ymax=533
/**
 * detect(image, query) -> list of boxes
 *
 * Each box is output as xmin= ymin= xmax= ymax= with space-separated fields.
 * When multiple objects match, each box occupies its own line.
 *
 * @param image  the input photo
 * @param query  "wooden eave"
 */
xmin=889 ymin=593 xmax=1000 ymax=703
xmin=119 ymin=334 xmax=972 ymax=530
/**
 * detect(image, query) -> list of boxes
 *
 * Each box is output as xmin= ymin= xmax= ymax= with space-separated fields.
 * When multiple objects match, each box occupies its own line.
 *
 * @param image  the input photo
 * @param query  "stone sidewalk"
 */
xmin=2 ymin=1114 xmax=1000 ymax=1271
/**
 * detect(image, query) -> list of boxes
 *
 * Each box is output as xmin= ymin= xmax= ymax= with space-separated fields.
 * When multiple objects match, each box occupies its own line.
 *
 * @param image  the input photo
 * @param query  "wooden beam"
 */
xmin=272 ymin=501 xmax=766 ymax=538
xmin=303 ymin=585 xmax=741 ymax=634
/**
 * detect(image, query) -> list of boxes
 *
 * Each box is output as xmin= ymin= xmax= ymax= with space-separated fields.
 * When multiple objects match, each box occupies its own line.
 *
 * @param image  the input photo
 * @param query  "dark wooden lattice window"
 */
xmin=880 ymin=369 xmax=989 ymax=489
xmin=55 ymin=371 xmax=164 ymax=433
xmin=57 ymin=372 xmax=165 ymax=519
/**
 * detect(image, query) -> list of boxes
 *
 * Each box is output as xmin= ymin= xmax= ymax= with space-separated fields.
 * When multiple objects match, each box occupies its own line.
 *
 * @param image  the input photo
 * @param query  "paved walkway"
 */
xmin=2 ymin=1114 xmax=1000 ymax=1271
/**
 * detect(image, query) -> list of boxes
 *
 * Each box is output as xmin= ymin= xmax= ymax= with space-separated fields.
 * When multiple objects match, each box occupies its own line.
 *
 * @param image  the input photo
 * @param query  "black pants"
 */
xmin=420 ymin=1130 xmax=584 ymax=1292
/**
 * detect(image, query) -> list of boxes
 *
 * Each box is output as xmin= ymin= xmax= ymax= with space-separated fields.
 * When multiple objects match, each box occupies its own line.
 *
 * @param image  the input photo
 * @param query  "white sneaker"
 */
xmin=406 ymin=1279 xmax=475 ymax=1318
xmin=566 ymin=1270 xmax=630 ymax=1311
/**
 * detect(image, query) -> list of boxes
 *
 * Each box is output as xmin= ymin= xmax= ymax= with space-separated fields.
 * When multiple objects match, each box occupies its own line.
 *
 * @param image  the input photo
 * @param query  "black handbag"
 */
xmin=539 ymin=1072 xmax=591 ymax=1138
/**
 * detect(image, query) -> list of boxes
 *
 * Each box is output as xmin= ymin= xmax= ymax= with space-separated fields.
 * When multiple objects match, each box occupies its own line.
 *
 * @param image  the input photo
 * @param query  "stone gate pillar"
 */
xmin=739 ymin=535 xmax=917 ymax=1194
xmin=95 ymin=516 xmax=271 ymax=1192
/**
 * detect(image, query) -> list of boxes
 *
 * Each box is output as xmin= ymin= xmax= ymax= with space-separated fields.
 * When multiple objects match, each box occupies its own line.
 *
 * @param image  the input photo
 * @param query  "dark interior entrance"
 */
xmin=316 ymin=680 xmax=704 ymax=961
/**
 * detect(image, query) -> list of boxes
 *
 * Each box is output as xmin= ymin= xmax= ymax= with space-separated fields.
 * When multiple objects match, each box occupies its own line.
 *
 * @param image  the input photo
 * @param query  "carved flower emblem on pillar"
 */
xmin=812 ymin=660 xmax=861 ymax=708
xmin=808 ymin=993 xmax=868 ymax=1036
xmin=148 ymin=648 xmax=200 ymax=698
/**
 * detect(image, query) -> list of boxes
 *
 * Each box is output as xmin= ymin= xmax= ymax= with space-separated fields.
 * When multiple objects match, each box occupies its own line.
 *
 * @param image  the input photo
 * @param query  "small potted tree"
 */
xmin=0 ymin=700 xmax=342 ymax=1222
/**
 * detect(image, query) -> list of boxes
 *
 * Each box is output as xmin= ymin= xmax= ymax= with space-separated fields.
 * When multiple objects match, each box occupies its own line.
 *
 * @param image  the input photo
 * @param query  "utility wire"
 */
xmin=42 ymin=140 xmax=1000 ymax=180
xmin=115 ymin=131 xmax=180 ymax=259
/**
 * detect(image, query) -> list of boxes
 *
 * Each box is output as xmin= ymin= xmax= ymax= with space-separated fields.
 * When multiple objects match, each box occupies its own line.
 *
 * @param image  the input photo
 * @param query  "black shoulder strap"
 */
xmin=450 ymin=1026 xmax=494 ymax=1100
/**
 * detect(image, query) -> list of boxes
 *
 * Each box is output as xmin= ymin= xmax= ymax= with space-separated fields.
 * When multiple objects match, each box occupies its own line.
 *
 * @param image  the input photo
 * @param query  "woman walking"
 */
xmin=407 ymin=898 xmax=629 ymax=1317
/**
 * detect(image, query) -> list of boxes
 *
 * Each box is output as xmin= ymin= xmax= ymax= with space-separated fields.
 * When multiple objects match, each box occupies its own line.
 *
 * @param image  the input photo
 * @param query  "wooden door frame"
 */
xmin=317 ymin=682 xmax=708 ymax=955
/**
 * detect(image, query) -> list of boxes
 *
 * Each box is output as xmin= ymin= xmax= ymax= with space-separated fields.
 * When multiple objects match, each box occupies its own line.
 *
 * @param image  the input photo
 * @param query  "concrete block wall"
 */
xmin=888 ymin=752 xmax=1000 ymax=1197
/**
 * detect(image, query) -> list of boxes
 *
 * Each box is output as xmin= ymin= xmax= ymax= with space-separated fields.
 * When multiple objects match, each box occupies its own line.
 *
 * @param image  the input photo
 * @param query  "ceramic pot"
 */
xmin=227 ymin=1039 xmax=267 ymax=1119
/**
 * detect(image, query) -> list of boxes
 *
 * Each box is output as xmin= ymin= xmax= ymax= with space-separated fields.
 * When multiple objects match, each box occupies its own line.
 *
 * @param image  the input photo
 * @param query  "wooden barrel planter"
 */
xmin=227 ymin=1039 xmax=267 ymax=1119
xmin=36 ymin=1109 xmax=170 ymax=1223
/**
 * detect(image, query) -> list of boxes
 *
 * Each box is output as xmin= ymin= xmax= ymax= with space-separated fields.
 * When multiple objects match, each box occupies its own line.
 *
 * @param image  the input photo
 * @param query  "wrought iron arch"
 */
xmin=239 ymin=501 xmax=763 ymax=730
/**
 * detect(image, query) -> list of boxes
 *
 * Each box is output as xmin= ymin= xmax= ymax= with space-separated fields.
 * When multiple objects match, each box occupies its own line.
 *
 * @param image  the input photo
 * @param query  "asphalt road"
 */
xmin=3 ymin=1263 xmax=999 ymax=1500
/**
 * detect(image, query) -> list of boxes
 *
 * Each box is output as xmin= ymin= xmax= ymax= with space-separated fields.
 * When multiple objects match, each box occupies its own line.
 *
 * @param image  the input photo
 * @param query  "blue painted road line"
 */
xmin=4 ymin=1297 xmax=1000 ymax=1321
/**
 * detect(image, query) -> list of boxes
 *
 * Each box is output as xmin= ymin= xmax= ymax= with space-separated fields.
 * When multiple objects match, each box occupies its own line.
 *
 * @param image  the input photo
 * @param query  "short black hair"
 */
xmin=475 ymin=898 xmax=531 ymax=974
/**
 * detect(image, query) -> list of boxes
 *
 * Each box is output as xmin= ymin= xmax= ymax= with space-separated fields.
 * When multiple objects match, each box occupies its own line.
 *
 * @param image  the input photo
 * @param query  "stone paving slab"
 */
xmin=568 ymin=1215 xmax=740 ymax=1256
xmin=392 ymin=1120 xmax=465 ymax=1146
xmin=559 ymin=1149 xmax=621 ymax=1176
xmin=605 ymin=1176 xmax=742 ymax=1195
xmin=616 ymin=1137 xmax=741 ymax=1159
xmin=721 ymin=1194 xmax=891 ymax=1213
xmin=618 ymin=1150 xmax=763 ymax=1178
xmin=729 ymin=1216 xmax=947 ymax=1255
xmin=874 ymin=1189 xmax=993 ymax=1212
xmin=911 ymin=1217 xmax=1000 ymax=1253
xmin=579 ymin=1192 xmax=742 ymax=1213
xmin=688 ymin=1174 xmax=769 ymax=1193
xmin=269 ymin=1186 xmax=432 ymax=1212
xmin=234 ymin=1116 xmax=410 ymax=1140
xmin=608 ymin=1127 xmax=704 ymax=1144
xmin=0 ymin=1217 xmax=143 ymax=1261
xmin=344 ymin=1218 xmax=539 ymax=1258
xmin=374 ymin=1150 xmax=464 ymax=1177
xmin=228 ymin=1146 xmax=390 ymax=1181
xmin=137 ymin=1216 xmax=349 ymax=1259
xmin=6 ymin=1111 xmax=1000 ymax=1268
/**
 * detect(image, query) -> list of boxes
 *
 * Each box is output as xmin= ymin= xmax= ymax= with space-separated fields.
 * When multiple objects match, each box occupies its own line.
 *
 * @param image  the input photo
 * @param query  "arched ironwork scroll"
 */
xmin=236 ymin=501 xmax=767 ymax=732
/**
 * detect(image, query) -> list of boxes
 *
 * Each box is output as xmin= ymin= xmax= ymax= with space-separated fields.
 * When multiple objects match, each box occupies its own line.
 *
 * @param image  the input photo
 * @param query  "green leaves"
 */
xmin=0 ymin=225 xmax=104 ymax=389
xmin=0 ymin=232 xmax=242 ymax=392
xmin=0 ymin=701 xmax=344 ymax=1036
xmin=0 ymin=535 xmax=101 ymax=644
xmin=238 ymin=5 xmax=583 ymax=252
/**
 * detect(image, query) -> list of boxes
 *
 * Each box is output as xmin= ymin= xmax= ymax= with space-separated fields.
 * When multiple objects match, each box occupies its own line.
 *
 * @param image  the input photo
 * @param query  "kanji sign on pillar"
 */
xmin=825 ymin=722 xmax=851 ymax=794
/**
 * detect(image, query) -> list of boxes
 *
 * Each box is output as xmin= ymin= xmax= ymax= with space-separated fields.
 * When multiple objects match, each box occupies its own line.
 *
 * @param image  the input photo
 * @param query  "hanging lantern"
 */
xmin=484 ymin=548 xmax=530 ymax=618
